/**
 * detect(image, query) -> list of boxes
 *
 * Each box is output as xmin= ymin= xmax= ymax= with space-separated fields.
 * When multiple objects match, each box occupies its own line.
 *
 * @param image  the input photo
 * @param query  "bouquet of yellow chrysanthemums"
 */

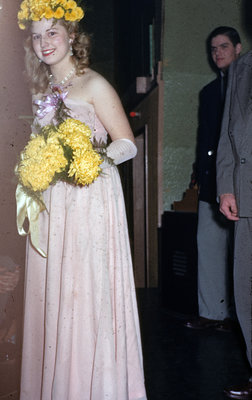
xmin=17 ymin=118 xmax=102 ymax=195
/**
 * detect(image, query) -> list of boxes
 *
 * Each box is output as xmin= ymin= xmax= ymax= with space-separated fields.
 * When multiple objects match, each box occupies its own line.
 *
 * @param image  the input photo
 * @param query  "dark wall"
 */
xmin=114 ymin=0 xmax=156 ymax=94
xmin=242 ymin=0 xmax=252 ymax=41
xmin=80 ymin=0 xmax=115 ymax=83
xmin=80 ymin=0 xmax=162 ymax=99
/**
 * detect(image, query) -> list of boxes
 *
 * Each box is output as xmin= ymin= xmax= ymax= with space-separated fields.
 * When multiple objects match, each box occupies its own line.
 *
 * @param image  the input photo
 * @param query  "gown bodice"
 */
xmin=33 ymin=95 xmax=108 ymax=144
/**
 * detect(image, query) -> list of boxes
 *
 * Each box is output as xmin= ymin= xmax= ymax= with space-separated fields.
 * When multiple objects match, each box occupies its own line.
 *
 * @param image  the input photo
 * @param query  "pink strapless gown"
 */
xmin=20 ymin=98 xmax=147 ymax=400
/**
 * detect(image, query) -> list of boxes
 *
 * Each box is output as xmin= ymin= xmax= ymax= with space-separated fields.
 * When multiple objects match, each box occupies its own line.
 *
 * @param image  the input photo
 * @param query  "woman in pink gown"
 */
xmin=16 ymin=1 xmax=147 ymax=399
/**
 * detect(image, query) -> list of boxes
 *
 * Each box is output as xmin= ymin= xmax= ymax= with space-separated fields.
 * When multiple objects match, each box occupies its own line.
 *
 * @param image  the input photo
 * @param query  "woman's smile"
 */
xmin=41 ymin=49 xmax=55 ymax=57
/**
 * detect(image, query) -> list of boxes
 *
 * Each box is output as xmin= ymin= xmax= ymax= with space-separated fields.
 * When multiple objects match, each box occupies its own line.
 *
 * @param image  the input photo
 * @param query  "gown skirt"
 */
xmin=19 ymin=100 xmax=147 ymax=400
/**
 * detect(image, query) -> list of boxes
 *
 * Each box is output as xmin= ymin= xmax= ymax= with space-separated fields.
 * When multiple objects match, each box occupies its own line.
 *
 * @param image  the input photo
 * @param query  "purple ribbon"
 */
xmin=34 ymin=87 xmax=68 ymax=119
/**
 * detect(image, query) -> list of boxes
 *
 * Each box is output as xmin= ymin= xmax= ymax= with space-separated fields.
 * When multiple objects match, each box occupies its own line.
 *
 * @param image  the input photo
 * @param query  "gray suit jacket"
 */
xmin=216 ymin=50 xmax=252 ymax=217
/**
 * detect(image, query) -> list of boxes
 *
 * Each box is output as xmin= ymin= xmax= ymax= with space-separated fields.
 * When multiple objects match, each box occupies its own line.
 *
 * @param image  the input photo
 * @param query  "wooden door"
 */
xmin=132 ymin=126 xmax=149 ymax=287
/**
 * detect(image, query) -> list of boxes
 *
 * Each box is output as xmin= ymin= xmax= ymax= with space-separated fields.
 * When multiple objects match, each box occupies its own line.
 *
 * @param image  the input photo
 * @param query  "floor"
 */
xmin=0 ymin=288 xmax=250 ymax=400
xmin=138 ymin=289 xmax=250 ymax=400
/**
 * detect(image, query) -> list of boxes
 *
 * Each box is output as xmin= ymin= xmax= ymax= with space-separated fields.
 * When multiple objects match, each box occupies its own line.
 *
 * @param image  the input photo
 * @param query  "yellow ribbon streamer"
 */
xmin=16 ymin=184 xmax=47 ymax=258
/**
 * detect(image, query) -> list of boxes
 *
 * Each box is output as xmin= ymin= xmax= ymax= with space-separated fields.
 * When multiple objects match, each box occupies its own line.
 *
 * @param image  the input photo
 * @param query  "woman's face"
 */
xmin=31 ymin=18 xmax=71 ymax=66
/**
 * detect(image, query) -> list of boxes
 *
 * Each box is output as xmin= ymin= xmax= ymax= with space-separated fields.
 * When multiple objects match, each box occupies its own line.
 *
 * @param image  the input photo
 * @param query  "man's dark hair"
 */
xmin=207 ymin=26 xmax=241 ymax=49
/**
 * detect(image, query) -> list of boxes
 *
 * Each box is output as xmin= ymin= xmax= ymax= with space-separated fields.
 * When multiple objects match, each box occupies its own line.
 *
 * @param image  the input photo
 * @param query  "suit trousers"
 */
xmin=234 ymin=217 xmax=252 ymax=367
xmin=197 ymin=200 xmax=233 ymax=320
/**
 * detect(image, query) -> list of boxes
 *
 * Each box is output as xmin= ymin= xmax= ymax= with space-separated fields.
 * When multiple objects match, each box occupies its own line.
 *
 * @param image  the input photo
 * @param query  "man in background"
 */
xmin=217 ymin=26 xmax=252 ymax=399
xmin=185 ymin=27 xmax=242 ymax=330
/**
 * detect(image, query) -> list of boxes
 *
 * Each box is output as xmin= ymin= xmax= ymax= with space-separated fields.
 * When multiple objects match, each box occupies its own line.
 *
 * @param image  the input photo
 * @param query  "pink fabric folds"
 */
xmin=20 ymin=99 xmax=147 ymax=400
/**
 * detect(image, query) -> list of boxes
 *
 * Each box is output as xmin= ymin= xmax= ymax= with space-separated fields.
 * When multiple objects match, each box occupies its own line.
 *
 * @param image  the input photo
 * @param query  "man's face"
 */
xmin=210 ymin=34 xmax=241 ymax=71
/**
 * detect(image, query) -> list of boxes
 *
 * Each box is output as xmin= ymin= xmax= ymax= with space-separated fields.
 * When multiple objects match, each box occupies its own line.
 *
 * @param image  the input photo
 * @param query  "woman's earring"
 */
xmin=69 ymin=40 xmax=73 ymax=56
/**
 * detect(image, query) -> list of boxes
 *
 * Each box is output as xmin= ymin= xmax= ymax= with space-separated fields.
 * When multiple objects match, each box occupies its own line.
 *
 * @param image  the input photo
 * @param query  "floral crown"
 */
xmin=17 ymin=0 xmax=84 ymax=30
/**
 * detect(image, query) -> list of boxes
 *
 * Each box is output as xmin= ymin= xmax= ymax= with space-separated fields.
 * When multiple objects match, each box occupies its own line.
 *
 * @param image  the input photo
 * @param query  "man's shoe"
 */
xmin=184 ymin=317 xmax=220 ymax=330
xmin=215 ymin=318 xmax=236 ymax=332
xmin=223 ymin=380 xmax=252 ymax=399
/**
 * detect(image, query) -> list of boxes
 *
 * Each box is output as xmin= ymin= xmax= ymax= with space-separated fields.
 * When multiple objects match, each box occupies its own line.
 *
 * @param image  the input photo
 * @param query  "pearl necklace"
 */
xmin=49 ymin=66 xmax=75 ymax=87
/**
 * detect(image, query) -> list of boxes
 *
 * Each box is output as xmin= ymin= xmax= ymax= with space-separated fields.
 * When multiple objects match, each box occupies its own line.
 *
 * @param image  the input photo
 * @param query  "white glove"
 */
xmin=102 ymin=138 xmax=137 ymax=167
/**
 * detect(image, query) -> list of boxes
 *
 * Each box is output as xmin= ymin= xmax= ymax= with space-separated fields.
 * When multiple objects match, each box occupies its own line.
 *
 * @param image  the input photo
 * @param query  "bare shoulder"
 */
xmin=82 ymin=68 xmax=116 ymax=99
xmin=78 ymin=69 xmax=134 ymax=142
xmin=83 ymin=68 xmax=111 ymax=85
xmin=72 ymin=68 xmax=115 ymax=104
xmin=81 ymin=69 xmax=123 ymax=113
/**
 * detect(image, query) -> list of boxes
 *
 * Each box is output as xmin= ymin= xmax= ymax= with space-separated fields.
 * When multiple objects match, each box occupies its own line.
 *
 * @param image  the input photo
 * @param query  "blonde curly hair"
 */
xmin=24 ymin=20 xmax=91 ymax=94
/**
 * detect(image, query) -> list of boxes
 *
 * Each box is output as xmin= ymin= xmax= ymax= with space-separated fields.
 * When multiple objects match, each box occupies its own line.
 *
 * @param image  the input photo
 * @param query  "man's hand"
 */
xmin=219 ymin=193 xmax=239 ymax=221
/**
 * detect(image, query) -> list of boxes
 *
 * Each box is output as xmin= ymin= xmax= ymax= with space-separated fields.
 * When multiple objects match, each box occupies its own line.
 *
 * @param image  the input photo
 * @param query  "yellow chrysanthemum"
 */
xmin=62 ymin=131 xmax=92 ymax=152
xmin=45 ymin=7 xmax=54 ymax=19
xmin=20 ymin=2 xmax=28 ymax=11
xmin=20 ymin=164 xmax=52 ymax=192
xmin=65 ymin=1 xmax=77 ymax=10
xmin=67 ymin=8 xmax=83 ymax=21
xmin=66 ymin=118 xmax=91 ymax=134
xmin=18 ymin=134 xmax=68 ymax=192
xmin=23 ymin=10 xmax=29 ymax=18
xmin=64 ymin=10 xmax=71 ymax=21
xmin=54 ymin=6 xmax=64 ymax=19
xmin=17 ymin=10 xmax=27 ymax=21
xmin=75 ymin=7 xmax=84 ymax=19
xmin=58 ymin=119 xmax=92 ymax=151
xmin=22 ymin=135 xmax=45 ymax=158
xmin=64 ymin=131 xmax=91 ymax=150
xmin=68 ymin=149 xmax=102 ymax=186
